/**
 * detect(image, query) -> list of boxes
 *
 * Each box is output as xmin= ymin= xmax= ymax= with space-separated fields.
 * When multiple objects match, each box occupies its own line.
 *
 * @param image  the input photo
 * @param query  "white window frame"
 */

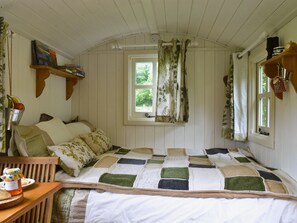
xmin=248 ymin=51 xmax=275 ymax=149
xmin=124 ymin=50 xmax=164 ymax=125
xmin=257 ymin=62 xmax=271 ymax=135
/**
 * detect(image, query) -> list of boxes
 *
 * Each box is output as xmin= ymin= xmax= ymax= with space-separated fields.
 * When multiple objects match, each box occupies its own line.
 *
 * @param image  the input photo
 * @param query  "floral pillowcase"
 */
xmin=80 ymin=129 xmax=112 ymax=156
xmin=47 ymin=137 xmax=97 ymax=177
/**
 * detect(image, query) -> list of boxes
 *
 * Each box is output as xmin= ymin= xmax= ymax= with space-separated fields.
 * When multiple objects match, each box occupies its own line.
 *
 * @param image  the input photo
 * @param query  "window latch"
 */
xmin=145 ymin=113 xmax=155 ymax=118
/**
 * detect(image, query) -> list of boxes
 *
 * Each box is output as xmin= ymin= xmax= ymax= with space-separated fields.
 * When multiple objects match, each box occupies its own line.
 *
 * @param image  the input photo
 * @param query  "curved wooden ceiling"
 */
xmin=1 ymin=0 xmax=297 ymax=57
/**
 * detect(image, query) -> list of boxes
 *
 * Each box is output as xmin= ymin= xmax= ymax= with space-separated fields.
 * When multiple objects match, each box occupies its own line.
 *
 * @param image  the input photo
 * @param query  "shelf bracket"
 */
xmin=36 ymin=69 xmax=51 ymax=98
xmin=66 ymin=78 xmax=78 ymax=100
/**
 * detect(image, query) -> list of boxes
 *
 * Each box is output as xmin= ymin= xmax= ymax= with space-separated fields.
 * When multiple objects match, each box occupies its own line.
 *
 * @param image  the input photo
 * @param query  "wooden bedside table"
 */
xmin=0 ymin=182 xmax=62 ymax=223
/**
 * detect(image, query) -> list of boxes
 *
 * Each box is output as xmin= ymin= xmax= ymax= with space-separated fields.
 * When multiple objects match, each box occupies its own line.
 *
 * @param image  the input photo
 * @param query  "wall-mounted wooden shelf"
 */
xmin=30 ymin=65 xmax=84 ymax=100
xmin=262 ymin=42 xmax=297 ymax=100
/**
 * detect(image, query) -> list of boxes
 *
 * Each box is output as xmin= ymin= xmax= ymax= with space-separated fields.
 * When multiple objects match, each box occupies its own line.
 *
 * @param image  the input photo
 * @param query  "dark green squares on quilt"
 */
xmin=147 ymin=159 xmax=164 ymax=164
xmin=115 ymin=148 xmax=131 ymax=155
xmin=235 ymin=157 xmax=251 ymax=163
xmin=161 ymin=167 xmax=189 ymax=180
xmin=189 ymin=163 xmax=215 ymax=168
xmin=99 ymin=173 xmax=136 ymax=187
xmin=225 ymin=176 xmax=265 ymax=191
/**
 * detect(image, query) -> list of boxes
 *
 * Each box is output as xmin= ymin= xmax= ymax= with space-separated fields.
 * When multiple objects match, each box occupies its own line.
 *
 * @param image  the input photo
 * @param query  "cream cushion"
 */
xmin=66 ymin=121 xmax=93 ymax=137
xmin=36 ymin=118 xmax=74 ymax=144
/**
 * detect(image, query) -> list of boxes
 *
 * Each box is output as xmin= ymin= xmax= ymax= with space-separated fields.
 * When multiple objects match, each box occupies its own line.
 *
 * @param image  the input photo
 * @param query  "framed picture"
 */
xmin=31 ymin=40 xmax=57 ymax=67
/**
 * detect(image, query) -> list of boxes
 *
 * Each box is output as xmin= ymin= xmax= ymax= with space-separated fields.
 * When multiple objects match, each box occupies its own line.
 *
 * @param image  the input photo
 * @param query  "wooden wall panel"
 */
xmin=97 ymin=53 xmax=108 ymax=132
xmin=135 ymin=126 xmax=145 ymax=147
xmin=116 ymin=51 xmax=125 ymax=146
xmin=106 ymin=52 xmax=117 ymax=143
xmin=184 ymin=50 xmax=195 ymax=150
xmin=88 ymin=54 xmax=98 ymax=127
xmin=194 ymin=50 xmax=205 ymax=151
xmin=214 ymin=51 xmax=227 ymax=147
xmin=73 ymin=34 xmax=237 ymax=153
xmin=164 ymin=126 xmax=175 ymax=149
xmin=144 ymin=126 xmax=155 ymax=148
xmin=78 ymin=54 xmax=90 ymax=121
xmin=155 ymin=126 xmax=165 ymax=150
xmin=204 ymin=51 xmax=215 ymax=148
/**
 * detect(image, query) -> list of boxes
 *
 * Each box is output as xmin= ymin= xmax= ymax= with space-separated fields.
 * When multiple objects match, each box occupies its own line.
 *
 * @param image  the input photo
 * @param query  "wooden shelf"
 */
xmin=262 ymin=42 xmax=297 ymax=100
xmin=30 ymin=65 xmax=84 ymax=100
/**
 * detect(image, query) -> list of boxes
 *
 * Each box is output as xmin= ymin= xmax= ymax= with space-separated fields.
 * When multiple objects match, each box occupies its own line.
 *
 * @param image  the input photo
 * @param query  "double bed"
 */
xmin=53 ymin=146 xmax=297 ymax=223
xmin=8 ymin=117 xmax=297 ymax=222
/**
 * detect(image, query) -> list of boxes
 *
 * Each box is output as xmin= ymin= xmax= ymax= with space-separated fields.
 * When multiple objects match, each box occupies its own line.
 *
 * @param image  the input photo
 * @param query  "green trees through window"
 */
xmin=135 ymin=62 xmax=154 ymax=112
xmin=257 ymin=64 xmax=271 ymax=135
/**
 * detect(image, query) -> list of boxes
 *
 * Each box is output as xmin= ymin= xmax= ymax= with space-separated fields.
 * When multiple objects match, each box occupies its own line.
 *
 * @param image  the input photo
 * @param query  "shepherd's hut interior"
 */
xmin=1 ymin=0 xmax=297 ymax=222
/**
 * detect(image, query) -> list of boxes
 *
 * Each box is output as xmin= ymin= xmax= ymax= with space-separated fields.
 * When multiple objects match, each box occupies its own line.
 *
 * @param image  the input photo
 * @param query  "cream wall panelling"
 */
xmin=248 ymin=15 xmax=297 ymax=180
xmin=72 ymin=35 xmax=244 ymax=153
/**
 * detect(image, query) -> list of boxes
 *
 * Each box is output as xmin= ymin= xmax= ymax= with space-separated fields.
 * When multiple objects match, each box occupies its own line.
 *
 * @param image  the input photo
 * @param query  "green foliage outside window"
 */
xmin=135 ymin=63 xmax=153 ymax=112
xmin=136 ymin=63 xmax=153 ymax=85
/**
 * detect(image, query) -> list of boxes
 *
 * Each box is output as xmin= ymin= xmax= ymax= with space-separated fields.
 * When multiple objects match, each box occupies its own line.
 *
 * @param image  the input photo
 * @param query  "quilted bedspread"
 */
xmin=58 ymin=147 xmax=297 ymax=200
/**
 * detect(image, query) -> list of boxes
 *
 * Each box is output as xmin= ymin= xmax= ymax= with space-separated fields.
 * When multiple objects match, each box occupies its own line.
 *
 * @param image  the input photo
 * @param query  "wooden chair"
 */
xmin=0 ymin=157 xmax=59 ymax=223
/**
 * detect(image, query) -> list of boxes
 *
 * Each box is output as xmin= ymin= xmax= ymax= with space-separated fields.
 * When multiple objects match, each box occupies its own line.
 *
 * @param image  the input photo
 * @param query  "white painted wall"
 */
xmin=72 ymin=34 xmax=245 ymax=154
xmin=9 ymin=25 xmax=297 ymax=181
xmin=8 ymin=17 xmax=297 ymax=181
xmin=6 ymin=33 xmax=73 ymax=125
xmin=249 ymin=16 xmax=297 ymax=180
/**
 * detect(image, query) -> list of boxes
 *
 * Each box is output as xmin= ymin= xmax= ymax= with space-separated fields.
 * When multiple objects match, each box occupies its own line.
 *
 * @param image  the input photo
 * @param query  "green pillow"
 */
xmin=14 ymin=125 xmax=54 ymax=156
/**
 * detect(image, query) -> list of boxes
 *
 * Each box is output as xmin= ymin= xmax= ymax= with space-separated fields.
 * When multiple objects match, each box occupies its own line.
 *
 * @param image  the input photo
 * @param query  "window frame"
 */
xmin=248 ymin=51 xmax=275 ymax=149
xmin=256 ymin=60 xmax=271 ymax=135
xmin=131 ymin=57 xmax=157 ymax=118
xmin=124 ymin=50 xmax=169 ymax=126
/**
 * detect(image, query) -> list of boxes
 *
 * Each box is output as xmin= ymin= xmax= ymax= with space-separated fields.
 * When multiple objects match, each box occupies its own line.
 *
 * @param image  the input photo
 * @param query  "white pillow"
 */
xmin=36 ymin=118 xmax=74 ymax=144
xmin=66 ymin=122 xmax=92 ymax=138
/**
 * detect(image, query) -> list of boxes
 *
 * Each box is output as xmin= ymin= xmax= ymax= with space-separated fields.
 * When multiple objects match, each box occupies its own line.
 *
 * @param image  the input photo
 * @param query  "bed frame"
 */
xmin=0 ymin=157 xmax=59 ymax=223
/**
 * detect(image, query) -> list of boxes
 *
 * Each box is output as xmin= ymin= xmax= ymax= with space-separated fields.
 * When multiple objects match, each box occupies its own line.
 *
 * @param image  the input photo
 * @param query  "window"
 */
xmin=257 ymin=62 xmax=271 ymax=136
xmin=248 ymin=53 xmax=275 ymax=148
xmin=124 ymin=51 xmax=158 ymax=125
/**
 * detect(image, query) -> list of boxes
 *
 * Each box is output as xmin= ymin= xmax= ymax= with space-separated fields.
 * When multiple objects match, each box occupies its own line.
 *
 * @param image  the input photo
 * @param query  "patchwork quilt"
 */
xmin=59 ymin=147 xmax=297 ymax=200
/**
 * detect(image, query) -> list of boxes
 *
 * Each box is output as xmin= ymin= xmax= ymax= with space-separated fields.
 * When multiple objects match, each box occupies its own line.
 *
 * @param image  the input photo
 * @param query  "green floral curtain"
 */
xmin=0 ymin=17 xmax=8 ymax=153
xmin=222 ymin=53 xmax=248 ymax=141
xmin=222 ymin=57 xmax=234 ymax=140
xmin=155 ymin=39 xmax=190 ymax=123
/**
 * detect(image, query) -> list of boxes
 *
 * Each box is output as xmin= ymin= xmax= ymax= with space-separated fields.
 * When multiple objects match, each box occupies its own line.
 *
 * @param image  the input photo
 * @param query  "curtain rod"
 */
xmin=111 ymin=42 xmax=198 ymax=49
xmin=237 ymin=32 xmax=268 ymax=59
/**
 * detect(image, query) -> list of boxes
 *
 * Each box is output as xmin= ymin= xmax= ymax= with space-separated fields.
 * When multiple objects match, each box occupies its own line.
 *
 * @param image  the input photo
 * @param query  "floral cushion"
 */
xmin=47 ymin=137 xmax=97 ymax=177
xmin=80 ymin=129 xmax=111 ymax=156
